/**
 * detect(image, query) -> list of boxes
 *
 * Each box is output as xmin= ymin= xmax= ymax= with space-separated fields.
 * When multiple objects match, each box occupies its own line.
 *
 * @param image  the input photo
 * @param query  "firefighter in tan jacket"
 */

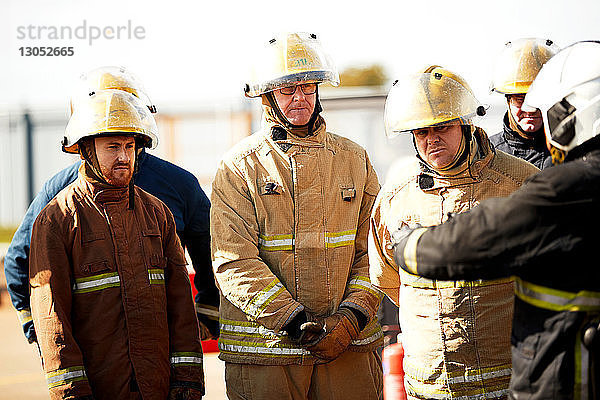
xmin=368 ymin=66 xmax=539 ymax=399
xmin=211 ymin=32 xmax=384 ymax=399
xmin=30 ymin=90 xmax=204 ymax=400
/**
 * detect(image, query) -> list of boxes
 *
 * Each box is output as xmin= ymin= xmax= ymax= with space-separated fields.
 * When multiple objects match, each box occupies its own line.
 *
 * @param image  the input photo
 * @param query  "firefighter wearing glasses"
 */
xmin=368 ymin=66 xmax=538 ymax=399
xmin=29 ymin=90 xmax=204 ymax=400
xmin=392 ymin=41 xmax=600 ymax=399
xmin=211 ymin=32 xmax=384 ymax=399
xmin=489 ymin=38 xmax=559 ymax=170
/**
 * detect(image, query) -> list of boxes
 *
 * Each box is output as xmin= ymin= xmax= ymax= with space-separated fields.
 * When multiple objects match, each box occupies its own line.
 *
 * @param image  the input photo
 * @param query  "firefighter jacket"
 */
xmin=29 ymin=165 xmax=204 ymax=400
xmin=395 ymin=148 xmax=600 ymax=399
xmin=211 ymin=116 xmax=384 ymax=365
xmin=489 ymin=113 xmax=553 ymax=170
xmin=369 ymin=129 xmax=539 ymax=399
xmin=5 ymin=149 xmax=219 ymax=343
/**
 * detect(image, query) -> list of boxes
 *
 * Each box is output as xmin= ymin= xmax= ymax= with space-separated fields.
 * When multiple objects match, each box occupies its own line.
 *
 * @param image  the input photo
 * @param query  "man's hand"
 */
xmin=198 ymin=321 xmax=214 ymax=341
xmin=307 ymin=308 xmax=360 ymax=361
xmin=389 ymin=222 xmax=419 ymax=248
xmin=167 ymin=387 xmax=203 ymax=400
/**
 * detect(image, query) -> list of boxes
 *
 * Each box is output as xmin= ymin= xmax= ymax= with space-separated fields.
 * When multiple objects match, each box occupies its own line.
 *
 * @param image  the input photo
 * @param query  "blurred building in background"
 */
xmin=0 ymin=87 xmax=505 ymax=228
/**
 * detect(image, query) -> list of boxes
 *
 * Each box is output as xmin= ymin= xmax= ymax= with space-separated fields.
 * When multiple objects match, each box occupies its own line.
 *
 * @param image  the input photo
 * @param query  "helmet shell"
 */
xmin=70 ymin=66 xmax=156 ymax=114
xmin=244 ymin=32 xmax=339 ymax=97
xmin=490 ymin=38 xmax=559 ymax=95
xmin=384 ymin=66 xmax=482 ymax=137
xmin=524 ymin=41 xmax=600 ymax=153
xmin=63 ymin=89 xmax=158 ymax=154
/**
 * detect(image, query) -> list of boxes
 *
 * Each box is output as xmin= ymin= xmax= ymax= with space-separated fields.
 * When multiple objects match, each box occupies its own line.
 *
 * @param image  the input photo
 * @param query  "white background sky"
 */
xmin=3 ymin=0 xmax=600 ymax=112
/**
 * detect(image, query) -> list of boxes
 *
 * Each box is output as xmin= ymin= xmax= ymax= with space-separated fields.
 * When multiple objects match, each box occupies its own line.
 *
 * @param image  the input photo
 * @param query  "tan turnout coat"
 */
xmin=211 ymin=120 xmax=384 ymax=365
xmin=369 ymin=129 xmax=539 ymax=399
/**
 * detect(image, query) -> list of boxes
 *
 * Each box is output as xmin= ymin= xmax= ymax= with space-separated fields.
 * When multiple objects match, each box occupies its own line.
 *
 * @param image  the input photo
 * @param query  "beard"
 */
xmin=100 ymin=162 xmax=133 ymax=187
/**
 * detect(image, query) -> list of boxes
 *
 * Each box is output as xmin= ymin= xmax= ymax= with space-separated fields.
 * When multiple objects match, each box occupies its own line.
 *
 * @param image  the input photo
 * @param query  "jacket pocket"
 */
xmin=81 ymin=260 xmax=111 ymax=274
xmin=81 ymin=231 xmax=107 ymax=244
xmin=141 ymin=228 xmax=164 ymax=259
xmin=73 ymin=259 xmax=118 ymax=294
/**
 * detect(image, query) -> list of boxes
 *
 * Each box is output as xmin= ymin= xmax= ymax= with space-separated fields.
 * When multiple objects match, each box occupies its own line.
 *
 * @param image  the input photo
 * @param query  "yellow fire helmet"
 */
xmin=244 ymin=32 xmax=340 ymax=97
xmin=384 ymin=65 xmax=485 ymax=138
xmin=490 ymin=38 xmax=559 ymax=95
xmin=70 ymin=66 xmax=157 ymax=115
xmin=63 ymin=89 xmax=158 ymax=154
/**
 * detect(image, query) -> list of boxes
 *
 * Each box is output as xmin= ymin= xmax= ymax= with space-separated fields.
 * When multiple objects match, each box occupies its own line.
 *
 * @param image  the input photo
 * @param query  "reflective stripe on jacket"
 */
xmin=369 ymin=130 xmax=539 ymax=399
xmin=30 ymin=168 xmax=204 ymax=400
xmin=211 ymin=120 xmax=383 ymax=365
xmin=5 ymin=150 xmax=219 ymax=342
xmin=393 ymin=149 xmax=600 ymax=398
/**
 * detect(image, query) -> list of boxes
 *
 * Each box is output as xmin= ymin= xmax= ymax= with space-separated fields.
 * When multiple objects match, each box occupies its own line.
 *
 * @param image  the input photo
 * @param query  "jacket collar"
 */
xmin=76 ymin=162 xmax=129 ymax=204
xmin=502 ymin=112 xmax=547 ymax=151
xmin=261 ymin=116 xmax=328 ymax=159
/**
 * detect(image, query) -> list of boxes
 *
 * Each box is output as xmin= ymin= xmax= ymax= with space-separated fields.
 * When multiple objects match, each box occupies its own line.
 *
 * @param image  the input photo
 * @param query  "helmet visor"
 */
xmin=245 ymin=32 xmax=339 ymax=97
xmin=64 ymin=90 xmax=158 ymax=153
xmin=385 ymin=72 xmax=481 ymax=138
xmin=490 ymin=38 xmax=559 ymax=95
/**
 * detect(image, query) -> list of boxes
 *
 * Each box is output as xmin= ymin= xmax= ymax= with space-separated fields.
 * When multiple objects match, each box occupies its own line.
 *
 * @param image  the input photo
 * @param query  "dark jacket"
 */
xmin=394 ymin=149 xmax=600 ymax=399
xmin=489 ymin=113 xmax=553 ymax=170
xmin=4 ymin=150 xmax=219 ymax=342
xmin=30 ymin=167 xmax=204 ymax=399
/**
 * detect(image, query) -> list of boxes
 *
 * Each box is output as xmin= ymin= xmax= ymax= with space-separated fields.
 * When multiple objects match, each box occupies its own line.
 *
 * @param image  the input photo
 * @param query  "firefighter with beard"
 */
xmin=210 ymin=32 xmax=384 ymax=399
xmin=29 ymin=90 xmax=204 ymax=400
xmin=368 ymin=66 xmax=539 ymax=399
xmin=5 ymin=66 xmax=219 ymax=347
xmin=489 ymin=38 xmax=559 ymax=170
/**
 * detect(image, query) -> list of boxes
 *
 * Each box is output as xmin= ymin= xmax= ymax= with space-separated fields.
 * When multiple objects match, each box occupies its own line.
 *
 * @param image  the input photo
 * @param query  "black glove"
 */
xmin=283 ymin=311 xmax=324 ymax=346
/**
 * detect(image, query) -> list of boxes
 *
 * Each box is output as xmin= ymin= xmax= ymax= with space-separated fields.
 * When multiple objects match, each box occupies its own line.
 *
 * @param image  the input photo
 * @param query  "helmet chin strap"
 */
xmin=506 ymin=97 xmax=542 ymax=139
xmin=264 ymin=87 xmax=323 ymax=135
xmin=78 ymin=136 xmax=139 ymax=209
xmin=128 ymin=138 xmax=143 ymax=210
xmin=79 ymin=138 xmax=111 ymax=187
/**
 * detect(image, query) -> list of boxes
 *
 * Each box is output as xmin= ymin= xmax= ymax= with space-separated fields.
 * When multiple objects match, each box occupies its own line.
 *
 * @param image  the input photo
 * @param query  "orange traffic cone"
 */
xmin=382 ymin=339 xmax=407 ymax=400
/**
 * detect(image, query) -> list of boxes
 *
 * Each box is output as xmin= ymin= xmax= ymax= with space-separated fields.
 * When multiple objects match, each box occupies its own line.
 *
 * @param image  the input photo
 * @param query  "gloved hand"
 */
xmin=167 ymin=387 xmax=203 ymax=400
xmin=283 ymin=311 xmax=325 ymax=346
xmin=197 ymin=314 xmax=220 ymax=340
xmin=198 ymin=321 xmax=214 ymax=341
xmin=306 ymin=307 xmax=360 ymax=361
xmin=389 ymin=222 xmax=420 ymax=247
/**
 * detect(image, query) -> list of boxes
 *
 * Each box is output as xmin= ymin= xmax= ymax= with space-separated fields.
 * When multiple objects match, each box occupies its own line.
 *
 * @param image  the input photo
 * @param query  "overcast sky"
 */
xmin=3 ymin=0 xmax=600 ymax=111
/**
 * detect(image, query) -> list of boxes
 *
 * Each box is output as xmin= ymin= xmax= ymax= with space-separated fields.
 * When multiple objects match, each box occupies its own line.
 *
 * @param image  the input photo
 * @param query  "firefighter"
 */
xmin=489 ymin=38 xmax=559 ymax=169
xmin=368 ymin=66 xmax=539 ymax=399
xmin=210 ymin=32 xmax=384 ymax=399
xmin=392 ymin=41 xmax=600 ymax=399
xmin=30 ymin=90 xmax=204 ymax=399
xmin=5 ymin=66 xmax=219 ymax=346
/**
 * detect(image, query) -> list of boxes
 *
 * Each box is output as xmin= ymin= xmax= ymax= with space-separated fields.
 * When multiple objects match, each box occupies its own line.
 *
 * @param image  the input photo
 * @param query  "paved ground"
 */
xmin=0 ymin=290 xmax=227 ymax=399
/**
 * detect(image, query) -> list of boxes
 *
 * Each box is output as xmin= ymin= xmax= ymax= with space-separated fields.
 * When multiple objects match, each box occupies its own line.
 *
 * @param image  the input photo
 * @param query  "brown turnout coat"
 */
xmin=30 ymin=166 xmax=204 ymax=400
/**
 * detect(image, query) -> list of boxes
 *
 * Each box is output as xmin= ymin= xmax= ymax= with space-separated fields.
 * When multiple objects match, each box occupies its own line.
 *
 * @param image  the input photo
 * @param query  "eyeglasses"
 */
xmin=279 ymin=83 xmax=317 ymax=96
xmin=508 ymin=94 xmax=526 ymax=107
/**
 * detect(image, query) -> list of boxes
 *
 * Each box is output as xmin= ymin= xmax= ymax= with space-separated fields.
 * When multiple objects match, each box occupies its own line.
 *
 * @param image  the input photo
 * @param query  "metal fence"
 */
xmin=0 ymin=89 xmax=506 ymax=228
